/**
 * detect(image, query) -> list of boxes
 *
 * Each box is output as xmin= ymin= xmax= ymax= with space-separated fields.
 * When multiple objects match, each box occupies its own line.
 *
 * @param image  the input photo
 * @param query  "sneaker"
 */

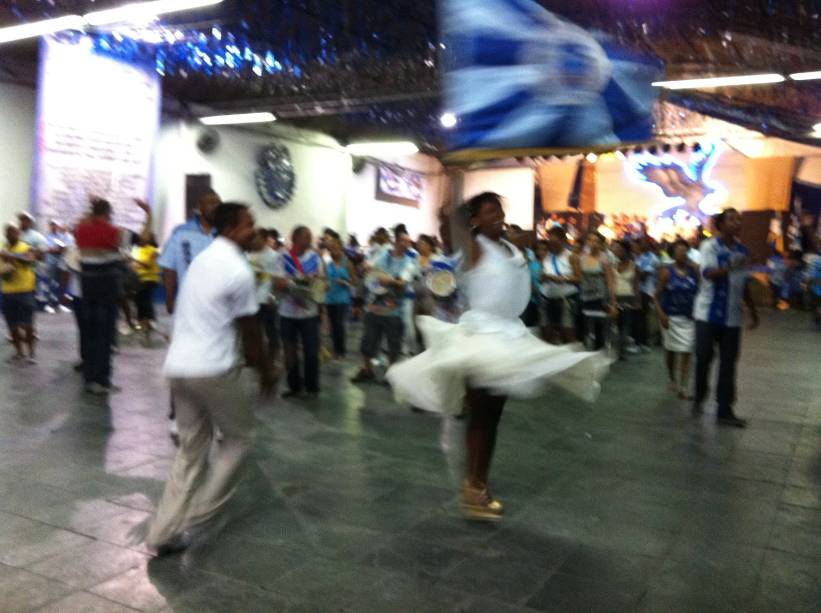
xmin=625 ymin=345 xmax=640 ymax=355
xmin=717 ymin=415 xmax=748 ymax=428
xmin=85 ymin=383 xmax=121 ymax=396
xmin=5 ymin=354 xmax=24 ymax=364
xmin=24 ymin=357 xmax=37 ymax=365
xmin=58 ymin=305 xmax=72 ymax=314
xmin=154 ymin=531 xmax=192 ymax=557
xmin=85 ymin=383 xmax=109 ymax=396
xmin=638 ymin=344 xmax=652 ymax=353
xmin=44 ymin=305 xmax=56 ymax=315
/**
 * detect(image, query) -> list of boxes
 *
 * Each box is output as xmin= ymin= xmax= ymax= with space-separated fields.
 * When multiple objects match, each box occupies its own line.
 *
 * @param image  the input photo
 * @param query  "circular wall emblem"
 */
xmin=255 ymin=143 xmax=296 ymax=209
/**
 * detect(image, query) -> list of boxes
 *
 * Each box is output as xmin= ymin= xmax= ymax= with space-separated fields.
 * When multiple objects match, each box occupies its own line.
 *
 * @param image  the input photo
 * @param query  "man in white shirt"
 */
xmin=541 ymin=226 xmax=579 ymax=344
xmin=693 ymin=208 xmax=759 ymax=428
xmin=147 ymin=203 xmax=275 ymax=554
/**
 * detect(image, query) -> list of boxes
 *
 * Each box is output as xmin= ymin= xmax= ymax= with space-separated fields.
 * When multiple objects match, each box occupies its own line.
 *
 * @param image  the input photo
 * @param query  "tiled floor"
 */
xmin=0 ymin=311 xmax=819 ymax=612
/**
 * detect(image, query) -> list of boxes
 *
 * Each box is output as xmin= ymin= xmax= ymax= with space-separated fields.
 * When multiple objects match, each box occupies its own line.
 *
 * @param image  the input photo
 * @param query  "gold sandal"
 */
xmin=461 ymin=482 xmax=504 ymax=521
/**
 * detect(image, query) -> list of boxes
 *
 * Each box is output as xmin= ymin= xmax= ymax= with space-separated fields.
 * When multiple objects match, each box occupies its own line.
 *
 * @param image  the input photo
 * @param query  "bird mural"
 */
xmin=634 ymin=143 xmax=721 ymax=221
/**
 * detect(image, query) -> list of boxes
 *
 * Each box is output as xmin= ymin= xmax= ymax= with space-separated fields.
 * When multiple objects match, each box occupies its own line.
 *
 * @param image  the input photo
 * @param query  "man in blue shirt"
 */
xmin=635 ymin=238 xmax=660 ymax=351
xmin=352 ymin=229 xmax=416 ymax=383
xmin=158 ymin=188 xmax=220 ymax=439
xmin=158 ymin=188 xmax=220 ymax=315
xmin=693 ymin=208 xmax=759 ymax=427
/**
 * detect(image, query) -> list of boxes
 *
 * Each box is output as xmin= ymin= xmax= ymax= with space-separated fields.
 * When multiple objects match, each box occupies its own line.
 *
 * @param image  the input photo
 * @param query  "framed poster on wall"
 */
xmin=376 ymin=165 xmax=423 ymax=207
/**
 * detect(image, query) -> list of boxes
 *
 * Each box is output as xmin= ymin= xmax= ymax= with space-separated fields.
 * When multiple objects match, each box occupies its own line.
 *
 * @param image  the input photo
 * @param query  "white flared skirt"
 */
xmin=663 ymin=316 xmax=695 ymax=353
xmin=386 ymin=315 xmax=609 ymax=415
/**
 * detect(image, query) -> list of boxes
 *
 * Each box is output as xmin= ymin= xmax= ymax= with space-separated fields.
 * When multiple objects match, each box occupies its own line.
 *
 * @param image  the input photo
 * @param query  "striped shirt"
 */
xmin=275 ymin=248 xmax=323 ymax=319
xmin=693 ymin=238 xmax=751 ymax=328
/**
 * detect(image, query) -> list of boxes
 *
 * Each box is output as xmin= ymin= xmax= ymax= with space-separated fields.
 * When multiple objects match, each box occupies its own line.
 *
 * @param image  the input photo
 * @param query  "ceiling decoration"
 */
xmin=2 ymin=1 xmax=821 ymax=148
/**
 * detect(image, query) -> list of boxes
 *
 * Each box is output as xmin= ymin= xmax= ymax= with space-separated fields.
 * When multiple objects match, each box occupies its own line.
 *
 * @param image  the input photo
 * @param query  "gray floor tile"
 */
xmin=0 ymin=310 xmax=814 ymax=611
xmin=0 ymin=563 xmax=73 ymax=612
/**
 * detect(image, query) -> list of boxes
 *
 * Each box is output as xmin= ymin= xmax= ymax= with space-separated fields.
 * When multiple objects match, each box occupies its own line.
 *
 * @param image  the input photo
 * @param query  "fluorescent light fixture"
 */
xmin=199 ymin=112 xmax=276 ymax=125
xmin=790 ymin=70 xmax=821 ymax=81
xmin=652 ymin=74 xmax=785 ymax=90
xmin=440 ymin=112 xmax=457 ymax=129
xmin=345 ymin=142 xmax=419 ymax=157
xmin=0 ymin=15 xmax=86 ymax=44
xmin=85 ymin=0 xmax=224 ymax=27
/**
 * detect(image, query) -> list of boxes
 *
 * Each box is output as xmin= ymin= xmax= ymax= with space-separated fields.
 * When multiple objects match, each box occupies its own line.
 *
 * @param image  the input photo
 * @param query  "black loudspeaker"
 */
xmin=351 ymin=156 xmax=367 ymax=174
xmin=196 ymin=129 xmax=220 ymax=154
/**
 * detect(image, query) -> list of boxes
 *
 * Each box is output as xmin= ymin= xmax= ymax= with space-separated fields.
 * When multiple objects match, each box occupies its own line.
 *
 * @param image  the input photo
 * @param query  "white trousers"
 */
xmin=147 ymin=368 xmax=255 ymax=548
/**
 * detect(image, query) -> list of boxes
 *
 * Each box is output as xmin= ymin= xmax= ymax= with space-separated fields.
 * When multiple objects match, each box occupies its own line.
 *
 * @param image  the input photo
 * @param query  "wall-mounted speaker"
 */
xmin=196 ymin=129 xmax=220 ymax=154
xmin=352 ymin=156 xmax=367 ymax=174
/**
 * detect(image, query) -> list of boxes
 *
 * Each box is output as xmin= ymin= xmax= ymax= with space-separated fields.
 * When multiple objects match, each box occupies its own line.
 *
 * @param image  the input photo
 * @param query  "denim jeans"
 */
xmin=280 ymin=316 xmax=320 ymax=393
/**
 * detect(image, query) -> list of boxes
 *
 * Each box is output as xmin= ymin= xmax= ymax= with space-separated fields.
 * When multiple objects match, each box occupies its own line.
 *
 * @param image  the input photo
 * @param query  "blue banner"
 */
xmin=442 ymin=0 xmax=664 ymax=150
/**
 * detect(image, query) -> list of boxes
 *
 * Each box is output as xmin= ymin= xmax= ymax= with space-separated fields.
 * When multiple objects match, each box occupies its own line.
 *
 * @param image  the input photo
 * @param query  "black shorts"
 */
xmin=2 ymin=292 xmax=35 ymax=328
xmin=361 ymin=312 xmax=404 ymax=359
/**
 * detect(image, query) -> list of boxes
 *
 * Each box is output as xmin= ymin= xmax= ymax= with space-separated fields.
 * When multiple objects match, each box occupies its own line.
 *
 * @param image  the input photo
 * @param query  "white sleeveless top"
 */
xmin=460 ymin=235 xmax=531 ymax=337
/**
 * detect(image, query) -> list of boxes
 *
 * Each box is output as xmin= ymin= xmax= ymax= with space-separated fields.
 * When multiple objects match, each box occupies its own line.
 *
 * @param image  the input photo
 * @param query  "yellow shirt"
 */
xmin=132 ymin=245 xmax=161 ymax=283
xmin=1 ymin=242 xmax=36 ymax=294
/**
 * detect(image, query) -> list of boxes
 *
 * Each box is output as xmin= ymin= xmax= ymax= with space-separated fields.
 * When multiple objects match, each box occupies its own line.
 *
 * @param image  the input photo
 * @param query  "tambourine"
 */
xmin=426 ymin=270 xmax=456 ymax=298
xmin=365 ymin=272 xmax=390 ymax=296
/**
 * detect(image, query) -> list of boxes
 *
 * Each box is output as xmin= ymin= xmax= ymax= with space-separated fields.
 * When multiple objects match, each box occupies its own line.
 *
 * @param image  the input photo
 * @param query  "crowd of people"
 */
xmin=2 ymin=189 xmax=820 ymax=553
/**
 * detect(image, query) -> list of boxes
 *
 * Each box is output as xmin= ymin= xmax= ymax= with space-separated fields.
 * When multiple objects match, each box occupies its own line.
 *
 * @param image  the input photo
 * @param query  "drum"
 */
xmin=426 ymin=270 xmax=456 ymax=298
xmin=309 ymin=277 xmax=327 ymax=303
xmin=289 ymin=278 xmax=314 ymax=302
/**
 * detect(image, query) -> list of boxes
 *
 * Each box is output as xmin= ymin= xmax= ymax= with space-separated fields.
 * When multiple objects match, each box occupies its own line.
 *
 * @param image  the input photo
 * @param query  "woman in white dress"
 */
xmin=386 ymin=193 xmax=607 ymax=521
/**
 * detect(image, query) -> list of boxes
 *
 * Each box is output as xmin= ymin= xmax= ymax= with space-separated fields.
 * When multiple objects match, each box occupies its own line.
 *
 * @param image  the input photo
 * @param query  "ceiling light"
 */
xmin=345 ymin=142 xmax=419 ymax=157
xmin=0 ymin=15 xmax=86 ymax=44
xmin=813 ymin=123 xmax=821 ymax=135
xmin=199 ymin=112 xmax=276 ymax=125
xmin=790 ymin=71 xmax=821 ymax=81
xmin=85 ymin=0 xmax=224 ymax=27
xmin=652 ymin=74 xmax=785 ymax=90
xmin=440 ymin=112 xmax=457 ymax=129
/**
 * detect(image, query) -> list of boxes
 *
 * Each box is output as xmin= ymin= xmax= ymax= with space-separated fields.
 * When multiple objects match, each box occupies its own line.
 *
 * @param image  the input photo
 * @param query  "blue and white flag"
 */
xmin=442 ymin=0 xmax=664 ymax=150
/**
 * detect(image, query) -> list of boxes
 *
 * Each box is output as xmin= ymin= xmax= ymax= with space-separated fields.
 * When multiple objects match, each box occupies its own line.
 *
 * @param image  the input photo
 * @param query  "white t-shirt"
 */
xmin=164 ymin=237 xmax=258 ymax=378
xmin=541 ymin=251 xmax=578 ymax=298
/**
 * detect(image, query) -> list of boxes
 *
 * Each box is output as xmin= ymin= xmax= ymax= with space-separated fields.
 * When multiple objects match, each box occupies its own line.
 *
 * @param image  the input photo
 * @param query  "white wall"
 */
xmin=346 ymin=154 xmax=446 ymax=242
xmin=153 ymin=121 xmax=351 ymax=241
xmin=462 ymin=167 xmax=535 ymax=229
xmin=0 ymin=82 xmax=36 ymax=225
xmin=152 ymin=121 xmax=445 ymax=243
